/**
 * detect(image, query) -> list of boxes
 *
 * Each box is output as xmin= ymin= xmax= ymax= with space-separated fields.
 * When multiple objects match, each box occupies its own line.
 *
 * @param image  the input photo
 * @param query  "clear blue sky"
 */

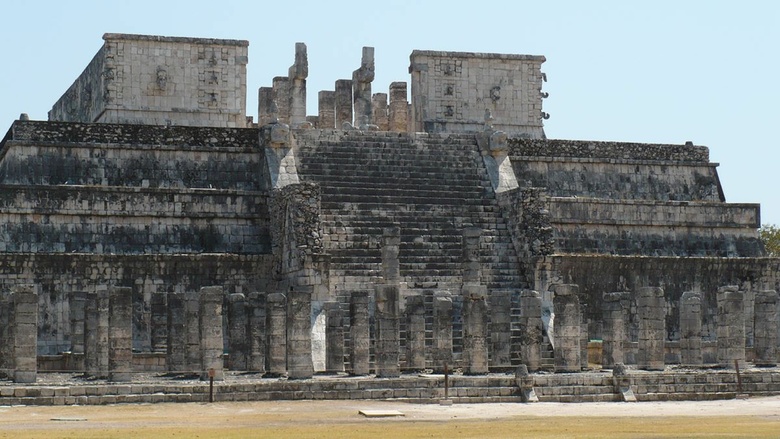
xmin=2 ymin=1 xmax=778 ymax=225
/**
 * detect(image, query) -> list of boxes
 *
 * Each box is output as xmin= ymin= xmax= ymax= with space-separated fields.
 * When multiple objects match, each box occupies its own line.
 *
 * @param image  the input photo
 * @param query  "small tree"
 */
xmin=759 ymin=224 xmax=780 ymax=257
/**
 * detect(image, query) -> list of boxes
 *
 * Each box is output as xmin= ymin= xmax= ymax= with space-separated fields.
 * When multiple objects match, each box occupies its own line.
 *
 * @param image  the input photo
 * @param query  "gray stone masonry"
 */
xmin=375 ymin=226 xmax=401 ymax=378
xmin=515 ymin=364 xmax=539 ymax=403
xmin=273 ymin=77 xmax=291 ymax=125
xmin=754 ymin=290 xmax=779 ymax=366
xmin=432 ymin=290 xmax=453 ymax=372
xmin=246 ymin=292 xmax=267 ymax=373
xmin=461 ymin=228 xmax=489 ymax=375
xmin=166 ymin=292 xmax=186 ymax=373
xmin=680 ymin=291 xmax=703 ymax=367
xmin=185 ymin=290 xmax=201 ymax=374
xmin=287 ymin=286 xmax=314 ymax=379
xmin=85 ymin=286 xmax=109 ymax=379
xmin=352 ymin=47 xmax=375 ymax=127
xmin=637 ymin=286 xmax=666 ymax=371
xmin=602 ymin=292 xmax=628 ymax=368
xmin=519 ymin=290 xmax=543 ymax=371
xmin=258 ymin=87 xmax=275 ymax=125
xmin=717 ymin=286 xmax=746 ymax=369
xmin=228 ymin=293 xmax=249 ymax=371
xmin=288 ymin=43 xmax=308 ymax=127
xmin=199 ymin=286 xmax=225 ymax=381
xmin=388 ymin=82 xmax=408 ymax=132
xmin=266 ymin=292 xmax=287 ymax=376
xmin=0 ymin=291 xmax=13 ymax=377
xmin=489 ymin=291 xmax=512 ymax=369
xmin=108 ymin=287 xmax=133 ymax=382
xmin=405 ymin=295 xmax=426 ymax=370
xmin=552 ymin=284 xmax=581 ymax=372
xmin=324 ymin=301 xmax=344 ymax=373
xmin=318 ymin=91 xmax=336 ymax=129
xmin=372 ymin=93 xmax=389 ymax=131
xmin=349 ymin=291 xmax=370 ymax=375
xmin=69 ymin=291 xmax=86 ymax=355
xmin=12 ymin=285 xmax=38 ymax=383
xmin=335 ymin=79 xmax=353 ymax=128
xmin=151 ymin=292 xmax=167 ymax=353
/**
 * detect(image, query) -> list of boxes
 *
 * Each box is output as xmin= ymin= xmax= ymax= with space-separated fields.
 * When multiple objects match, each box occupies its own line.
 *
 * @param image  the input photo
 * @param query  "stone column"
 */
xmin=388 ymin=82 xmax=408 ymax=132
xmin=228 ymin=293 xmax=249 ymax=371
xmin=405 ymin=295 xmax=426 ymax=370
xmin=108 ymin=287 xmax=133 ymax=382
xmin=717 ymin=286 xmax=746 ymax=369
xmin=349 ymin=291 xmax=370 ymax=375
xmin=432 ymin=290 xmax=453 ymax=372
xmin=352 ymin=47 xmax=374 ymax=127
xmin=371 ymin=93 xmax=389 ymax=130
xmin=166 ymin=292 xmax=186 ymax=372
xmin=258 ymin=87 xmax=275 ymax=125
xmin=288 ymin=42 xmax=308 ymax=127
xmin=552 ymin=284 xmax=581 ymax=372
xmin=325 ymin=301 xmax=344 ymax=373
xmin=637 ymin=286 xmax=666 ymax=371
xmin=266 ymin=292 xmax=288 ymax=376
xmin=247 ymin=292 xmax=267 ymax=373
xmin=461 ymin=227 xmax=489 ymax=374
xmin=199 ymin=286 xmax=224 ymax=381
xmin=754 ymin=290 xmax=779 ymax=366
xmin=150 ymin=292 xmax=167 ymax=353
xmin=489 ymin=290 xmax=512 ymax=369
xmin=69 ymin=290 xmax=87 ymax=356
xmin=375 ymin=226 xmax=401 ymax=377
xmin=602 ymin=292 xmax=628 ymax=368
xmin=287 ymin=286 xmax=314 ymax=379
xmin=185 ymin=290 xmax=201 ymax=374
xmin=0 ymin=291 xmax=14 ymax=377
xmin=519 ymin=290 xmax=543 ymax=371
xmin=13 ymin=285 xmax=38 ymax=383
xmin=318 ymin=91 xmax=336 ymax=129
xmin=679 ymin=291 xmax=703 ymax=367
xmin=335 ymin=79 xmax=353 ymax=128
xmin=85 ymin=286 xmax=109 ymax=379
xmin=272 ymin=76 xmax=291 ymax=125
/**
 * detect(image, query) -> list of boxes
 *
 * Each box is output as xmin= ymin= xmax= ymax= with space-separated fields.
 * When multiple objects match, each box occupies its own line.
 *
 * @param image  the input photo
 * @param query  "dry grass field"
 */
xmin=1 ymin=397 xmax=779 ymax=438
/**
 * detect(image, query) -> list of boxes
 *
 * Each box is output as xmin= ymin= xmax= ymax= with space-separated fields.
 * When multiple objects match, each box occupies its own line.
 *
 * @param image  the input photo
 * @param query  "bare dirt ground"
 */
xmin=1 ymin=396 xmax=779 ymax=438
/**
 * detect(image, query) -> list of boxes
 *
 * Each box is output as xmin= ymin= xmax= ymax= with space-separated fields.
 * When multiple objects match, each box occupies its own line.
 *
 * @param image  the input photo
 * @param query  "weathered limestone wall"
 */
xmin=49 ymin=34 xmax=249 ymax=128
xmin=409 ymin=50 xmax=546 ymax=137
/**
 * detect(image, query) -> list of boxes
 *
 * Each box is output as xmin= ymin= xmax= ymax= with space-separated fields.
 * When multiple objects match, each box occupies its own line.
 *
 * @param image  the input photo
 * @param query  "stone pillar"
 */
xmin=108 ymin=287 xmax=133 ymax=382
xmin=228 ymin=293 xmax=249 ymax=371
xmin=151 ymin=291 xmax=167 ymax=353
xmin=185 ymin=290 xmax=201 ymax=374
xmin=519 ymin=290 xmax=543 ymax=372
xmin=266 ymin=292 xmax=287 ymax=376
xmin=318 ymin=91 xmax=336 ymax=129
xmin=754 ymin=290 xmax=779 ymax=366
xmin=679 ymin=291 xmax=703 ymax=367
xmin=69 ymin=290 xmax=87 ymax=355
xmin=388 ymin=82 xmax=408 ymax=132
xmin=199 ymin=286 xmax=224 ymax=381
xmin=552 ymin=284 xmax=581 ymax=372
xmin=0 ymin=291 xmax=14 ymax=377
xmin=288 ymin=42 xmax=308 ymax=126
xmin=13 ymin=285 xmax=38 ymax=383
xmin=461 ymin=227 xmax=488 ymax=374
xmin=717 ymin=286 xmax=746 ymax=369
xmin=335 ymin=79 xmax=353 ymax=128
xmin=432 ymin=290 xmax=453 ymax=371
xmin=247 ymin=292 xmax=267 ymax=373
xmin=352 ymin=47 xmax=374 ymax=127
xmin=602 ymin=292 xmax=628 ymax=368
xmin=85 ymin=286 xmax=109 ymax=379
xmin=405 ymin=295 xmax=426 ymax=370
xmin=258 ymin=87 xmax=275 ymax=125
xmin=324 ymin=301 xmax=344 ymax=373
xmin=371 ymin=93 xmax=389 ymax=130
xmin=272 ymin=76 xmax=291 ymax=125
xmin=349 ymin=291 xmax=370 ymax=375
xmin=375 ymin=226 xmax=401 ymax=377
xmin=489 ymin=290 xmax=512 ymax=369
xmin=287 ymin=286 xmax=314 ymax=379
xmin=166 ymin=292 xmax=186 ymax=372
xmin=637 ymin=286 xmax=666 ymax=371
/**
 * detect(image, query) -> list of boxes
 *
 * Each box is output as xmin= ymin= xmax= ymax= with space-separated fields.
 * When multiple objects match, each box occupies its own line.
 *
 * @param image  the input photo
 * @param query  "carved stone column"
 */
xmin=325 ymin=301 xmax=344 ymax=373
xmin=349 ymin=291 xmax=370 ymax=375
xmin=371 ymin=93 xmax=389 ymax=130
xmin=489 ymin=290 xmax=512 ymax=369
xmin=69 ymin=290 xmax=87 ymax=356
xmin=637 ymin=286 xmax=666 ymax=371
xmin=335 ymin=79 xmax=353 ymax=128
xmin=352 ymin=47 xmax=374 ymax=127
xmin=247 ymin=292 xmax=267 ymax=373
xmin=519 ymin=290 xmax=543 ymax=371
xmin=108 ymin=287 xmax=133 ymax=382
xmin=85 ymin=286 xmax=109 ymax=379
xmin=318 ymin=90 xmax=336 ymax=129
xmin=717 ymin=286 xmax=746 ymax=369
xmin=405 ymin=295 xmax=426 ymax=370
xmin=552 ymin=284 xmax=581 ymax=372
xmin=288 ymin=43 xmax=308 ymax=127
xmin=287 ymin=286 xmax=314 ymax=379
xmin=185 ymin=290 xmax=201 ymax=374
xmin=199 ymin=286 xmax=224 ymax=381
xmin=461 ymin=227 xmax=489 ymax=374
xmin=228 ymin=293 xmax=249 ymax=371
xmin=388 ymin=82 xmax=408 ymax=132
xmin=432 ymin=290 xmax=453 ymax=372
xmin=166 ymin=292 xmax=186 ymax=372
xmin=13 ymin=285 xmax=38 ymax=383
xmin=272 ymin=76 xmax=291 ymax=125
xmin=754 ymin=290 xmax=779 ymax=366
xmin=375 ymin=226 xmax=401 ymax=377
xmin=258 ymin=87 xmax=275 ymax=125
xmin=602 ymin=292 xmax=628 ymax=368
xmin=0 ymin=291 xmax=14 ymax=377
xmin=266 ymin=292 xmax=288 ymax=376
xmin=679 ymin=291 xmax=702 ymax=367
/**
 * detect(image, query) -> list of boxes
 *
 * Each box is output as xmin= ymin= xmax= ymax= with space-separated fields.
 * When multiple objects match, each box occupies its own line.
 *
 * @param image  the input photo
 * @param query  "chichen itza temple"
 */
xmin=1 ymin=33 xmax=779 ymax=405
